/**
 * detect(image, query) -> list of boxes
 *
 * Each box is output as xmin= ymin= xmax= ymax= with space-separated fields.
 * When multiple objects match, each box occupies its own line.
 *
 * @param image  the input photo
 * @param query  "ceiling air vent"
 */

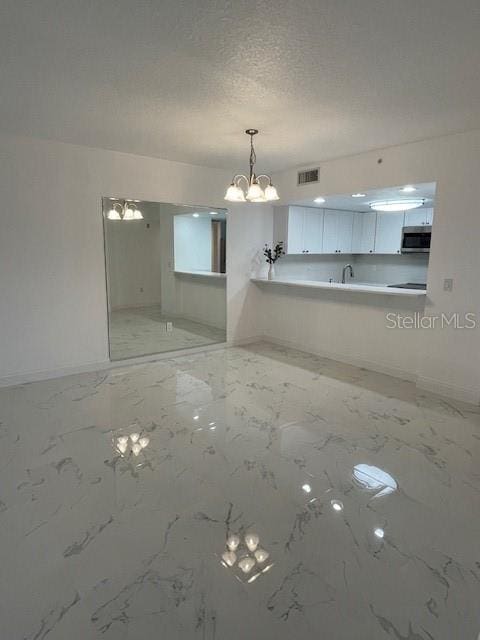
xmin=297 ymin=167 xmax=319 ymax=185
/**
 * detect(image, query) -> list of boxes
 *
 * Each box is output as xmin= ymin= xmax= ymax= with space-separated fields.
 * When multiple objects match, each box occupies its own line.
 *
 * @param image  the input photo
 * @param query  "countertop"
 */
xmin=251 ymin=277 xmax=427 ymax=297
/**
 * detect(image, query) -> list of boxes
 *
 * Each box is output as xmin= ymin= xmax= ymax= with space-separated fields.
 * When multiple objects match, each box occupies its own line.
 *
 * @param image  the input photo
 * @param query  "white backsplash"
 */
xmin=275 ymin=253 xmax=429 ymax=285
xmin=353 ymin=254 xmax=429 ymax=285
xmin=275 ymin=254 xmax=353 ymax=282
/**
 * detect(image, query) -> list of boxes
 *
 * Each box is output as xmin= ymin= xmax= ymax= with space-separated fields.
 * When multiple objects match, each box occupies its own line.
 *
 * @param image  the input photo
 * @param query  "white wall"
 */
xmin=174 ymin=274 xmax=226 ymax=329
xmin=174 ymin=215 xmax=212 ymax=272
xmin=0 ymin=133 xmax=272 ymax=383
xmin=262 ymin=129 xmax=480 ymax=404
xmin=105 ymin=202 xmax=162 ymax=309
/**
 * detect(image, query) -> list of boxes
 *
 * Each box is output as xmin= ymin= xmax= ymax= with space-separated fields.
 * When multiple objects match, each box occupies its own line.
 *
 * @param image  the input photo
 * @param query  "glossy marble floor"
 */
xmin=108 ymin=305 xmax=226 ymax=360
xmin=1 ymin=343 xmax=479 ymax=639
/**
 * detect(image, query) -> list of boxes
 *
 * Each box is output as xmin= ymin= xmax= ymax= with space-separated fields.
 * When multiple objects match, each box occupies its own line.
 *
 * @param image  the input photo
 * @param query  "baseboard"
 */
xmin=260 ymin=335 xmax=417 ymax=382
xmin=228 ymin=335 xmax=264 ymax=347
xmin=0 ymin=342 xmax=230 ymax=388
xmin=0 ymin=359 xmax=111 ymax=388
xmin=260 ymin=335 xmax=479 ymax=406
xmin=416 ymin=375 xmax=479 ymax=406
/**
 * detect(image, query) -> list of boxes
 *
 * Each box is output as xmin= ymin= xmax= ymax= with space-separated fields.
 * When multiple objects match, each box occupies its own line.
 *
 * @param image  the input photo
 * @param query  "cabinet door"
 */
xmin=302 ymin=208 xmax=324 ymax=254
xmin=322 ymin=210 xmax=338 ymax=253
xmin=273 ymin=206 xmax=288 ymax=250
xmin=374 ymin=212 xmax=405 ymax=254
xmin=336 ymin=212 xmax=354 ymax=253
xmin=352 ymin=212 xmax=377 ymax=254
xmin=286 ymin=206 xmax=305 ymax=255
xmin=424 ymin=208 xmax=434 ymax=225
xmin=404 ymin=210 xmax=425 ymax=227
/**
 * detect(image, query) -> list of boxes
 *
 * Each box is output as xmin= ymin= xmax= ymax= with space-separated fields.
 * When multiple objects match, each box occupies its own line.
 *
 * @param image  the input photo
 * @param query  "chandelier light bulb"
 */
xmin=238 ymin=556 xmax=256 ymax=574
xmin=139 ymin=436 xmax=150 ymax=449
xmin=117 ymin=441 xmax=128 ymax=455
xmin=132 ymin=208 xmax=143 ymax=220
xmin=226 ymin=534 xmax=240 ymax=551
xmin=225 ymin=183 xmax=246 ymax=202
xmin=264 ymin=184 xmax=280 ymax=201
xmin=222 ymin=551 xmax=237 ymax=567
xmin=246 ymin=181 xmax=263 ymax=201
xmin=254 ymin=548 xmax=269 ymax=563
xmin=123 ymin=206 xmax=135 ymax=220
xmin=132 ymin=443 xmax=142 ymax=456
xmin=244 ymin=533 xmax=260 ymax=552
xmin=130 ymin=432 xmax=140 ymax=443
xmin=107 ymin=208 xmax=121 ymax=220
xmin=117 ymin=436 xmax=129 ymax=446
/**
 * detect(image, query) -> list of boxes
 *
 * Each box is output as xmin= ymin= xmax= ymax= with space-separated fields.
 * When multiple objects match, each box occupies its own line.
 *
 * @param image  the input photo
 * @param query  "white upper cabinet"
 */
xmin=323 ymin=210 xmax=354 ymax=254
xmin=404 ymin=210 xmax=425 ymax=227
xmin=352 ymin=212 xmax=377 ymax=254
xmin=374 ymin=212 xmax=405 ymax=254
xmin=287 ymin=206 xmax=305 ymax=254
xmin=404 ymin=207 xmax=434 ymax=226
xmin=273 ymin=206 xmax=324 ymax=255
xmin=302 ymin=208 xmax=324 ymax=253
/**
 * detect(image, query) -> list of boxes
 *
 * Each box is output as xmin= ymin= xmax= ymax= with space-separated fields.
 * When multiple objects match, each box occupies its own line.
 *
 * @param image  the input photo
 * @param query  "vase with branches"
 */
xmin=263 ymin=242 xmax=284 ymax=280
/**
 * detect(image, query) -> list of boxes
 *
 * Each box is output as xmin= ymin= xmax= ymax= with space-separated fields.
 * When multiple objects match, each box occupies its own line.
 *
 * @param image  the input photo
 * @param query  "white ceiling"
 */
xmin=293 ymin=182 xmax=436 ymax=212
xmin=1 ymin=1 xmax=479 ymax=171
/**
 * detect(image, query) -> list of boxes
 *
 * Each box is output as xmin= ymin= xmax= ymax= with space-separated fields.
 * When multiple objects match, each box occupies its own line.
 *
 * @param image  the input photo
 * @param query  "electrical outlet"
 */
xmin=443 ymin=278 xmax=453 ymax=292
xmin=166 ymin=322 xmax=173 ymax=332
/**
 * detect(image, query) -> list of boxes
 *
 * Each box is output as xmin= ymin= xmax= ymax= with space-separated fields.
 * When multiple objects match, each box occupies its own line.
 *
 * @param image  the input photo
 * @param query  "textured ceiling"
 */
xmin=1 ymin=0 xmax=480 ymax=171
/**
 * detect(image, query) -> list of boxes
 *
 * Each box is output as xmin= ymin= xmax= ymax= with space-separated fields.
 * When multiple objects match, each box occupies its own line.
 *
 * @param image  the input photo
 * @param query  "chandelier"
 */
xmin=224 ymin=129 xmax=279 ymax=203
xmin=106 ymin=199 xmax=144 ymax=220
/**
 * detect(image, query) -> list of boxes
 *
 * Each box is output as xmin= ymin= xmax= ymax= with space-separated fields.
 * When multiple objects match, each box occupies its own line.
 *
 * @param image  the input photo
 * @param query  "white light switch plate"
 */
xmin=166 ymin=322 xmax=173 ymax=332
xmin=443 ymin=278 xmax=453 ymax=292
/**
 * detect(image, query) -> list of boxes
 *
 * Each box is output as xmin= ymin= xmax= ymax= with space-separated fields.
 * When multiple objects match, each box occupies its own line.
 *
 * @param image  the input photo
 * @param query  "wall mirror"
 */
xmin=102 ymin=198 xmax=227 ymax=361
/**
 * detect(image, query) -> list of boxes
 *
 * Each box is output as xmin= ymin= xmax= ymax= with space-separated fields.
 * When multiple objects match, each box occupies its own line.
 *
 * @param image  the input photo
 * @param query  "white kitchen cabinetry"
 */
xmin=273 ymin=206 xmax=324 ymax=255
xmin=323 ymin=210 xmax=354 ymax=254
xmin=302 ymin=208 xmax=324 ymax=253
xmin=286 ymin=206 xmax=304 ymax=254
xmin=374 ymin=212 xmax=405 ymax=254
xmin=424 ymin=208 xmax=434 ymax=225
xmin=404 ymin=208 xmax=434 ymax=226
xmin=352 ymin=212 xmax=377 ymax=254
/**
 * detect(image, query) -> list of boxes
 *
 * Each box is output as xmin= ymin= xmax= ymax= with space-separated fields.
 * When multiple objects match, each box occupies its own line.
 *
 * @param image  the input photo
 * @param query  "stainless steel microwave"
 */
xmin=401 ymin=225 xmax=432 ymax=253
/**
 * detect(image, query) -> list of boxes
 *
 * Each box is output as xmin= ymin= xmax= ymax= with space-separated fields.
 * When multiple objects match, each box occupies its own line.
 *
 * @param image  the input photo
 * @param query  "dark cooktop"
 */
xmin=388 ymin=282 xmax=427 ymax=290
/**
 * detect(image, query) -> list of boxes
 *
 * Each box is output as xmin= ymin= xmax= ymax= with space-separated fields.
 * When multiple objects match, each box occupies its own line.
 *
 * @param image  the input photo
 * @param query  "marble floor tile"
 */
xmin=108 ymin=305 xmax=226 ymax=360
xmin=0 ymin=342 xmax=479 ymax=639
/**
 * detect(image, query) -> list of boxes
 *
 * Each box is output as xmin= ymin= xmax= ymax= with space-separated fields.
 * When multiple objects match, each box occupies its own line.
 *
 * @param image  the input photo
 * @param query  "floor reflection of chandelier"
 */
xmin=220 ymin=531 xmax=274 ymax=584
xmin=113 ymin=430 xmax=150 ymax=457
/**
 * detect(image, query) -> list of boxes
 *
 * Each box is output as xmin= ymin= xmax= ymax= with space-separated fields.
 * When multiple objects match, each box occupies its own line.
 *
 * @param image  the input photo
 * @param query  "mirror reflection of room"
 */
xmin=103 ymin=198 xmax=227 ymax=361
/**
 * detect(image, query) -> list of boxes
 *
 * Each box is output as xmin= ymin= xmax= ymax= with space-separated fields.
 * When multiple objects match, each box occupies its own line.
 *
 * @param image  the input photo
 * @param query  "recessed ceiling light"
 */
xmin=400 ymin=185 xmax=417 ymax=193
xmin=352 ymin=193 xmax=366 ymax=198
xmin=374 ymin=528 xmax=385 ymax=539
xmin=370 ymin=199 xmax=424 ymax=212
xmin=301 ymin=483 xmax=312 ymax=494
xmin=192 ymin=213 xmax=200 ymax=218
xmin=314 ymin=197 xmax=326 ymax=204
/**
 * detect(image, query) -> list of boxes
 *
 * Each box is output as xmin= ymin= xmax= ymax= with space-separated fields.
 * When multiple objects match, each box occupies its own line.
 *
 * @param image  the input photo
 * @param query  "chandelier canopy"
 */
xmin=225 ymin=129 xmax=279 ymax=203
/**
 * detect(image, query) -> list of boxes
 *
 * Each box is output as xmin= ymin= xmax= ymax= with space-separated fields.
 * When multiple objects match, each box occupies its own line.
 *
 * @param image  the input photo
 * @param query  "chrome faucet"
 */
xmin=342 ymin=264 xmax=354 ymax=284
